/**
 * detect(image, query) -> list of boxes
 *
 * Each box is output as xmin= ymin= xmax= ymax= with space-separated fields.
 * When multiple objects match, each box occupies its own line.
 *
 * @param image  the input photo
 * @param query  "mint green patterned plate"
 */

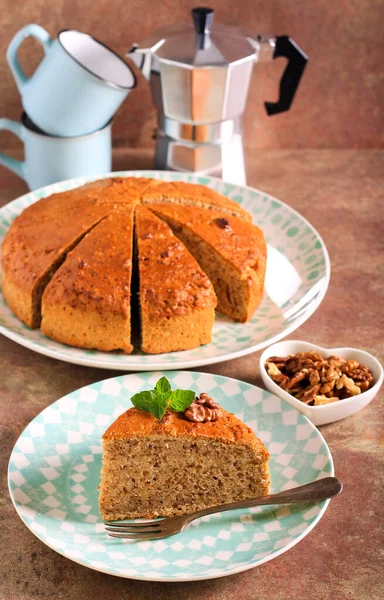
xmin=0 ymin=171 xmax=330 ymax=370
xmin=8 ymin=371 xmax=334 ymax=582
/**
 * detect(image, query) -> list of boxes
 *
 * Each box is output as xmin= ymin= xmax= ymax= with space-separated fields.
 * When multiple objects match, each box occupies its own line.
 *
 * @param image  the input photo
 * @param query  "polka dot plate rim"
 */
xmin=0 ymin=170 xmax=330 ymax=370
xmin=8 ymin=370 xmax=334 ymax=582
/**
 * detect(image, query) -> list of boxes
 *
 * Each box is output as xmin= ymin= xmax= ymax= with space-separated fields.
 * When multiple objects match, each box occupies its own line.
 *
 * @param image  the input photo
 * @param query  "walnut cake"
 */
xmin=1 ymin=177 xmax=267 ymax=354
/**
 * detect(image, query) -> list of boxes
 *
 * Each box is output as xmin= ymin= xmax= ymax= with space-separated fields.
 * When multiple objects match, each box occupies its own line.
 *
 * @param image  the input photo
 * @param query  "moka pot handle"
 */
xmin=265 ymin=36 xmax=308 ymax=115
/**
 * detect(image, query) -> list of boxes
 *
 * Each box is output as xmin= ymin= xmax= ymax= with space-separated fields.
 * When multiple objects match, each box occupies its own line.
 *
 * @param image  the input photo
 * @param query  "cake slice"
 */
xmin=14 ymin=176 xmax=153 ymax=227
xmin=135 ymin=205 xmax=217 ymax=353
xmin=1 ymin=203 xmax=116 ymax=328
xmin=149 ymin=203 xmax=267 ymax=322
xmin=141 ymin=180 xmax=252 ymax=222
xmin=41 ymin=207 xmax=135 ymax=353
xmin=99 ymin=394 xmax=270 ymax=521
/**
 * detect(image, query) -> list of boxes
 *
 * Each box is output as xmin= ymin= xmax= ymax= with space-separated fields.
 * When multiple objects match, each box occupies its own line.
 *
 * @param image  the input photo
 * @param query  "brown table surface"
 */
xmin=1 ymin=149 xmax=383 ymax=600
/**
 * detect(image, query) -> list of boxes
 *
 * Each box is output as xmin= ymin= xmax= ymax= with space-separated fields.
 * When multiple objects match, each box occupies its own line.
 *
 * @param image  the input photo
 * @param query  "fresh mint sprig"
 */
xmin=131 ymin=376 xmax=195 ymax=420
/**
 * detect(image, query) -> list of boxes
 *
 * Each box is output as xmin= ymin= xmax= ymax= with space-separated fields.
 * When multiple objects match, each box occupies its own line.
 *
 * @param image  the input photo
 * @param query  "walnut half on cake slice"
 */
xmin=99 ymin=378 xmax=270 ymax=521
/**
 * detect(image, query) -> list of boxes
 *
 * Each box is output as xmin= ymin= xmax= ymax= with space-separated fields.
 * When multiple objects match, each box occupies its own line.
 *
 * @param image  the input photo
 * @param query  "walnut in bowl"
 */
xmin=260 ymin=341 xmax=383 ymax=426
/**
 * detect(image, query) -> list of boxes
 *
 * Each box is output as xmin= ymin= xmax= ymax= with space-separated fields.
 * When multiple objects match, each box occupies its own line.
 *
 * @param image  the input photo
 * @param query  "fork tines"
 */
xmin=104 ymin=520 xmax=166 ymax=540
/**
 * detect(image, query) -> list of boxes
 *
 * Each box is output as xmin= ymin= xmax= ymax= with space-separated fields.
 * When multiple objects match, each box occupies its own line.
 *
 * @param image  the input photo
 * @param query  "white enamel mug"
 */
xmin=6 ymin=24 xmax=136 ymax=137
xmin=0 ymin=113 xmax=112 ymax=190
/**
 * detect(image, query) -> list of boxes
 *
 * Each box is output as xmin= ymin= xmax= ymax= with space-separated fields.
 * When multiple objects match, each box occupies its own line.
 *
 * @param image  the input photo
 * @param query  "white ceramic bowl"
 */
xmin=260 ymin=340 xmax=383 ymax=426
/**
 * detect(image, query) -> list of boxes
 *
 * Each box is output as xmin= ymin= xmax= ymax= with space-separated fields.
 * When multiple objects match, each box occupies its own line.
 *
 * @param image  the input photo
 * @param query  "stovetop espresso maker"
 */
xmin=127 ymin=7 xmax=308 ymax=185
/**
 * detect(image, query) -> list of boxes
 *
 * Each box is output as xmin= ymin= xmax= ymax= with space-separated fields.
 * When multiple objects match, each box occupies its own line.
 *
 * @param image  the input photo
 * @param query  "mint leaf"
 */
xmin=154 ymin=376 xmax=171 ymax=401
xmin=130 ymin=377 xmax=195 ymax=420
xmin=168 ymin=389 xmax=196 ymax=412
xmin=131 ymin=390 xmax=153 ymax=412
xmin=149 ymin=395 xmax=167 ymax=420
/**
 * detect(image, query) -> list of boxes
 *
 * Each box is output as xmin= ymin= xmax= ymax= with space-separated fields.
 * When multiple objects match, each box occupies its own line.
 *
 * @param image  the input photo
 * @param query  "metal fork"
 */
xmin=104 ymin=476 xmax=342 ymax=540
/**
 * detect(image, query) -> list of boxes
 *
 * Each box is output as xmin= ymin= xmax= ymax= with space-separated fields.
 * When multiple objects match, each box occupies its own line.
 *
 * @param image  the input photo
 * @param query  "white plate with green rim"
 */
xmin=8 ymin=371 xmax=334 ymax=582
xmin=0 ymin=171 xmax=330 ymax=370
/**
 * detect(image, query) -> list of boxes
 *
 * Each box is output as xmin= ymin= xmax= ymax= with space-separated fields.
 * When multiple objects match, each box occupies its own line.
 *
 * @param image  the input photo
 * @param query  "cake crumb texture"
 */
xmin=149 ymin=203 xmax=267 ymax=322
xmin=99 ymin=407 xmax=270 ymax=520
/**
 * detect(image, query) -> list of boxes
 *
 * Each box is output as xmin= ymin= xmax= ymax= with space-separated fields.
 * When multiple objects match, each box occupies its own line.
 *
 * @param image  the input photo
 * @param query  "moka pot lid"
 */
xmin=134 ymin=7 xmax=257 ymax=67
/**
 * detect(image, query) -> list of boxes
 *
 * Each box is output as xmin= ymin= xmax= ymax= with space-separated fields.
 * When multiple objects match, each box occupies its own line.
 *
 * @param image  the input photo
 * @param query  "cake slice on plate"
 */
xmin=135 ymin=205 xmax=217 ymax=354
xmin=1 ymin=203 xmax=116 ymax=328
xmin=141 ymin=180 xmax=252 ymax=222
xmin=148 ymin=203 xmax=267 ymax=322
xmin=41 ymin=207 xmax=136 ymax=353
xmin=99 ymin=388 xmax=270 ymax=521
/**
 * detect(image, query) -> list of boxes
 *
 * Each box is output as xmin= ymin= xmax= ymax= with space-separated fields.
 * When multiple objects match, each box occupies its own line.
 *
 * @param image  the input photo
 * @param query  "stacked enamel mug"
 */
xmin=0 ymin=25 xmax=136 ymax=190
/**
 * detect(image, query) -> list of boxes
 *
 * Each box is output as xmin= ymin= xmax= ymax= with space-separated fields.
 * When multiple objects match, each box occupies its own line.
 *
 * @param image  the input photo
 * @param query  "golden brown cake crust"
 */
xmin=2 ymin=204 xmax=115 ymax=294
xmin=41 ymin=209 xmax=135 ymax=353
xmin=13 ymin=177 xmax=154 ymax=227
xmin=135 ymin=205 xmax=217 ymax=322
xmin=149 ymin=203 xmax=266 ymax=275
xmin=1 ymin=176 xmax=261 ymax=350
xmin=12 ymin=179 xmax=115 ymax=227
xmin=141 ymin=180 xmax=251 ymax=221
xmin=100 ymin=405 xmax=270 ymax=520
xmin=103 ymin=406 xmax=269 ymax=457
xmin=148 ymin=203 xmax=267 ymax=322
xmin=1 ymin=203 xmax=116 ymax=328
xmin=42 ymin=210 xmax=134 ymax=315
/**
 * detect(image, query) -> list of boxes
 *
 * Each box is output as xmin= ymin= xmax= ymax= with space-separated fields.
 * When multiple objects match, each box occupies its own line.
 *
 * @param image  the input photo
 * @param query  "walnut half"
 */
xmin=184 ymin=393 xmax=222 ymax=422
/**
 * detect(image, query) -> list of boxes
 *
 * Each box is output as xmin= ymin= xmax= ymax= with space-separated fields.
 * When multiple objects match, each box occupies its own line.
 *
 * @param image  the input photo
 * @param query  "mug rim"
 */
xmin=21 ymin=112 xmax=113 ymax=140
xmin=57 ymin=29 xmax=137 ymax=91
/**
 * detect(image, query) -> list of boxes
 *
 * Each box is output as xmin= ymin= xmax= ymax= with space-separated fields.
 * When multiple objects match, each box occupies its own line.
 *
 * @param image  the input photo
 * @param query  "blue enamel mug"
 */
xmin=6 ymin=25 xmax=136 ymax=137
xmin=0 ymin=113 xmax=112 ymax=190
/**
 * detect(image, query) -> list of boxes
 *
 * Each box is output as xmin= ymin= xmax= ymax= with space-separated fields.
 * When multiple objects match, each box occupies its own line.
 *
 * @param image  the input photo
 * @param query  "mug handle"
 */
xmin=6 ymin=24 xmax=53 ymax=93
xmin=0 ymin=119 xmax=25 ymax=180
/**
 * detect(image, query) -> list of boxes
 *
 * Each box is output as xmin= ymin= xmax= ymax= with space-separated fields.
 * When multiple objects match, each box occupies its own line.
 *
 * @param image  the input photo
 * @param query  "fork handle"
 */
xmin=185 ymin=477 xmax=342 ymax=523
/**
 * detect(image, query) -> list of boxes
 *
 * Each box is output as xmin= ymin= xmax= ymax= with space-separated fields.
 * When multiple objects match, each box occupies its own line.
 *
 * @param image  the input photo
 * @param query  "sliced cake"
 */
xmin=149 ymin=203 xmax=267 ymax=322
xmin=135 ymin=205 xmax=217 ymax=353
xmin=1 ymin=176 xmax=265 ymax=353
xmin=41 ymin=208 xmax=135 ymax=353
xmin=99 ymin=391 xmax=270 ymax=520
xmin=1 ymin=203 xmax=116 ymax=328
xmin=141 ymin=180 xmax=252 ymax=222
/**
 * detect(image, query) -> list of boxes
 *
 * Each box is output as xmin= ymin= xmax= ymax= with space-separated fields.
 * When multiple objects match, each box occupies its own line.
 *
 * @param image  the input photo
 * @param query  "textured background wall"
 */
xmin=0 ymin=0 xmax=382 ymax=151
